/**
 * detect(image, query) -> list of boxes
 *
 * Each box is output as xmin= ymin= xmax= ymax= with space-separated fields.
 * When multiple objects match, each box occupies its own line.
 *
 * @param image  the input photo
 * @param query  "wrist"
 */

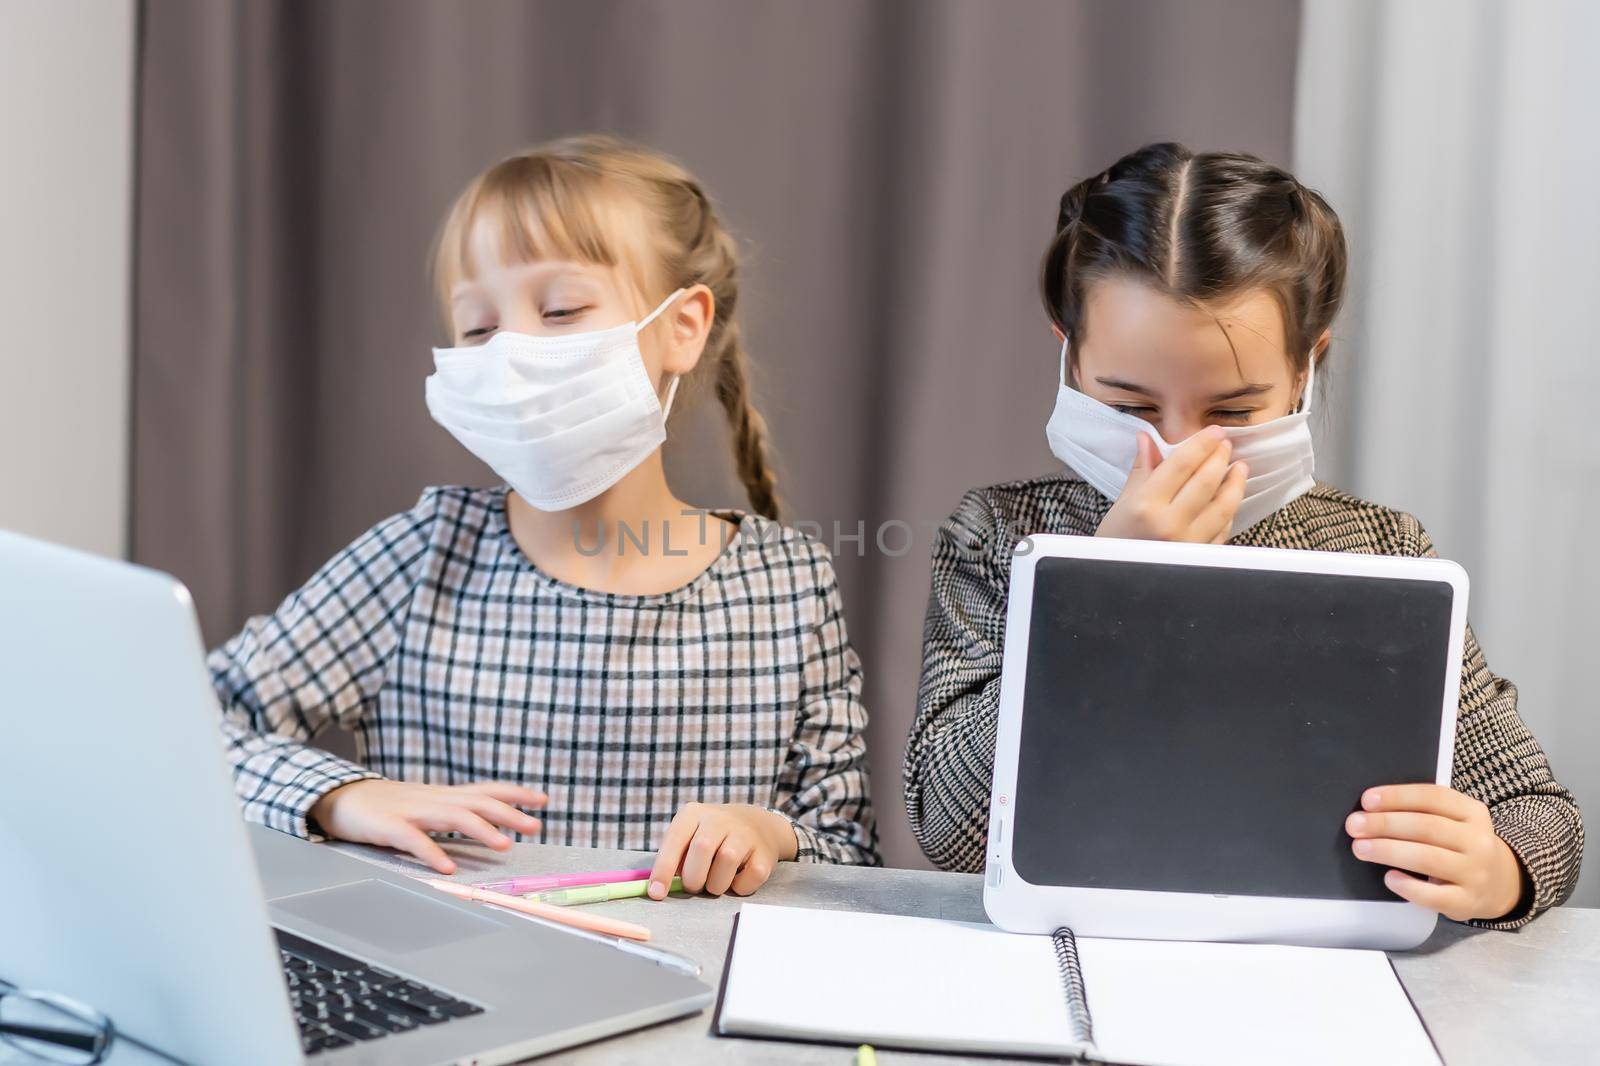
xmin=310 ymin=778 xmax=370 ymax=829
xmin=1484 ymin=835 xmax=1529 ymax=919
xmin=759 ymin=807 xmax=799 ymax=861
xmin=308 ymin=790 xmax=341 ymax=833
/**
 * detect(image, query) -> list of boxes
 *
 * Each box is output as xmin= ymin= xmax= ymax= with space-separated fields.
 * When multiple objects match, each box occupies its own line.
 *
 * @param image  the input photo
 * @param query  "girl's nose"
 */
xmin=1149 ymin=419 xmax=1200 ymax=446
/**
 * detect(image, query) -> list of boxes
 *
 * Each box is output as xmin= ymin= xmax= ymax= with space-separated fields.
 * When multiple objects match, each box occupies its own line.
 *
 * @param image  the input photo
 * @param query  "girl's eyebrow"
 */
xmin=452 ymin=261 xmax=600 ymax=301
xmin=1209 ymin=383 xmax=1274 ymax=402
xmin=1095 ymin=377 xmax=1273 ymax=402
xmin=1095 ymin=377 xmax=1156 ymax=396
xmin=517 ymin=264 xmax=605 ymax=297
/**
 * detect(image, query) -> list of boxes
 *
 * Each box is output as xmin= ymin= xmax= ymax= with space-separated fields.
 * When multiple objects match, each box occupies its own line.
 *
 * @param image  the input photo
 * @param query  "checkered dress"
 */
xmin=906 ymin=473 xmax=1584 ymax=928
xmin=211 ymin=486 xmax=879 ymax=865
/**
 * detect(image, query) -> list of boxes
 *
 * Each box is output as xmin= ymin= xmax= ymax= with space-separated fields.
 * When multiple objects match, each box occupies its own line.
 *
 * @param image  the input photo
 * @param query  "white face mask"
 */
xmin=1045 ymin=336 xmax=1317 ymax=537
xmin=426 ymin=289 xmax=685 ymax=511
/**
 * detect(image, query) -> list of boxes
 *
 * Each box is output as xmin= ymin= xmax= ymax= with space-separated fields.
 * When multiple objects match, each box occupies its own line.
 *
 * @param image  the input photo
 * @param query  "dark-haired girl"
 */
xmin=905 ymin=143 xmax=1581 ymax=927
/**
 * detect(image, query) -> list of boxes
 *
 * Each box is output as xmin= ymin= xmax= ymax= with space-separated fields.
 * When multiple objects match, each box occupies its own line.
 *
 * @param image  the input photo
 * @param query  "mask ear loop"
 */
xmin=1299 ymin=349 xmax=1318 ymax=413
xmin=1058 ymin=333 xmax=1070 ymax=389
xmin=660 ymin=375 xmax=682 ymax=421
xmin=637 ymin=287 xmax=687 ymax=332
xmin=638 ymin=288 xmax=689 ymax=422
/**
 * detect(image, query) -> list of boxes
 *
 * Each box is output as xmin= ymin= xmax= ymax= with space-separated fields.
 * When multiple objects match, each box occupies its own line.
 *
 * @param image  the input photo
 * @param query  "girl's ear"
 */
xmin=1295 ymin=327 xmax=1332 ymax=408
xmin=1050 ymin=323 xmax=1066 ymax=345
xmin=1311 ymin=327 xmax=1332 ymax=367
xmin=660 ymin=284 xmax=715 ymax=377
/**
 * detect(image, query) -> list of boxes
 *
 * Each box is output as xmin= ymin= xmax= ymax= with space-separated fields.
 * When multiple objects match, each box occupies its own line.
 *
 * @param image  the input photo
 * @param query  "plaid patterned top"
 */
xmin=211 ymin=486 xmax=879 ymax=865
xmin=906 ymin=473 xmax=1583 ymax=929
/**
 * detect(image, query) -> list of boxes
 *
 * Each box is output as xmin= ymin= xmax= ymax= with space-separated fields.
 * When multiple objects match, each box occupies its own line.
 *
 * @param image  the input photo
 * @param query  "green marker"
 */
xmin=528 ymin=876 xmax=683 ymax=906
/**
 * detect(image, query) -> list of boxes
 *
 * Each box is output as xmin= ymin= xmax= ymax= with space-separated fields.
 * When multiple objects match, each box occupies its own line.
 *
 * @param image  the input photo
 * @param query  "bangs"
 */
xmin=433 ymin=154 xmax=637 ymax=317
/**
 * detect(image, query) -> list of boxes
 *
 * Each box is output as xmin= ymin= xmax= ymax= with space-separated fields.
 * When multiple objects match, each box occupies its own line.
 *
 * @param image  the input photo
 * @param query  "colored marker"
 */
xmin=420 ymin=878 xmax=652 ymax=942
xmin=530 ymin=877 xmax=683 ymax=907
xmin=469 ymin=867 xmax=654 ymax=896
xmin=856 ymin=1046 xmax=877 ymax=1066
xmin=493 ymin=907 xmax=703 ymax=978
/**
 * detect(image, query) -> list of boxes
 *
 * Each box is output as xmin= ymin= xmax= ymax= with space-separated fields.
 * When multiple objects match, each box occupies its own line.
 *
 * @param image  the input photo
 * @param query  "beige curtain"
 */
xmin=133 ymin=0 xmax=1302 ymax=867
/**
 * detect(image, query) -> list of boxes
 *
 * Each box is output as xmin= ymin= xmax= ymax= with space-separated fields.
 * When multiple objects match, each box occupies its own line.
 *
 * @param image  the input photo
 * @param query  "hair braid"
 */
xmin=671 ymin=176 xmax=782 ymax=520
xmin=710 ymin=313 xmax=781 ymax=520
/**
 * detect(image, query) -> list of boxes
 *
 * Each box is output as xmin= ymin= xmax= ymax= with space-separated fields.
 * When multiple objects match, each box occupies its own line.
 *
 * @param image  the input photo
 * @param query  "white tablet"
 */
xmin=984 ymin=534 xmax=1468 ymax=950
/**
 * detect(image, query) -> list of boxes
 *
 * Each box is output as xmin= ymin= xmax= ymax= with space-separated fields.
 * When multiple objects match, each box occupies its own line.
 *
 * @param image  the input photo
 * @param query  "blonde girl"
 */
xmin=214 ymin=135 xmax=879 ymax=898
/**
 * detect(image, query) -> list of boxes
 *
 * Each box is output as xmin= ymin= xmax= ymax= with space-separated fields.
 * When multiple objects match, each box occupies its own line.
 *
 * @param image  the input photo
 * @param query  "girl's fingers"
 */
xmin=1346 ymin=810 xmax=1466 ymax=851
xmin=648 ymin=809 xmax=700 ymax=899
xmin=459 ymin=795 xmax=543 ymax=836
xmin=1382 ymin=869 xmax=1464 ymax=916
xmin=383 ymin=821 xmax=457 ymax=874
xmin=456 ymin=782 xmax=548 ymax=809
xmin=417 ymin=807 xmax=512 ymax=852
xmin=730 ymin=852 xmax=776 ymax=896
xmin=1351 ymin=837 xmax=1465 ymax=883
xmin=1169 ymin=437 xmax=1234 ymax=520
xmin=680 ymin=823 xmax=730 ymax=895
xmin=1194 ymin=461 xmax=1248 ymax=543
xmin=1362 ymin=784 xmax=1482 ymax=821
xmin=1138 ymin=431 xmax=1163 ymax=471
xmin=704 ymin=838 xmax=754 ymax=897
xmin=1122 ymin=432 xmax=1161 ymax=493
xmin=1144 ymin=427 xmax=1227 ymax=502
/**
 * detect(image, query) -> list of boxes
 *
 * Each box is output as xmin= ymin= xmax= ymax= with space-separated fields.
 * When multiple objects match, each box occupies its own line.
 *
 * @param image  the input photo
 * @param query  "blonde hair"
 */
xmin=433 ymin=134 xmax=781 ymax=520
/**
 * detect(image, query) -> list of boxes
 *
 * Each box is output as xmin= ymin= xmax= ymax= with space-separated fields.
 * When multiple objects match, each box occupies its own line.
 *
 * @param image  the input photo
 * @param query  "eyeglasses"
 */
xmin=0 ymin=988 xmax=112 ymax=1066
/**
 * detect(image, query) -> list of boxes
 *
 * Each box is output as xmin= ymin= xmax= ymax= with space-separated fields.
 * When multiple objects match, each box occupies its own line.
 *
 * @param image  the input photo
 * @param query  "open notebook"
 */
xmin=718 ymin=904 xmax=1440 ymax=1066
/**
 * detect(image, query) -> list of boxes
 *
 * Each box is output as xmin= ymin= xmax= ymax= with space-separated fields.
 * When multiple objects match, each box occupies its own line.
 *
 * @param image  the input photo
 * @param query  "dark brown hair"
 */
xmin=1041 ymin=142 xmax=1347 ymax=379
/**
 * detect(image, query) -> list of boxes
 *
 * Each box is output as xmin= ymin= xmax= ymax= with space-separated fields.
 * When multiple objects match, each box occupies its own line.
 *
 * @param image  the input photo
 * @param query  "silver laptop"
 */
xmin=0 ymin=530 xmax=711 ymax=1065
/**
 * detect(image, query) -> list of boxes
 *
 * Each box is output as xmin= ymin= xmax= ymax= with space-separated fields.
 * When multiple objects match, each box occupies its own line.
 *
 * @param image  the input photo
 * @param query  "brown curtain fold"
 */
xmin=133 ymin=0 xmax=1302 ymax=868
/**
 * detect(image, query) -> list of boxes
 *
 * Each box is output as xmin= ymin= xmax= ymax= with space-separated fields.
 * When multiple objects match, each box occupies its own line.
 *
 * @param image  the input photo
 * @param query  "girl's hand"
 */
xmin=1094 ymin=426 xmax=1248 ymax=543
xmin=647 ymin=803 xmax=798 ymax=899
xmin=309 ymin=779 xmax=547 ymax=875
xmin=1346 ymin=784 xmax=1525 ymax=921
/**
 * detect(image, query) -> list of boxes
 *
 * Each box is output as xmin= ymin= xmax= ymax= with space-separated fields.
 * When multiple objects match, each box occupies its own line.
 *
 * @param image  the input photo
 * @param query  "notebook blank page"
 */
xmin=721 ymin=904 xmax=1078 ymax=1056
xmin=1079 ymin=937 xmax=1440 ymax=1066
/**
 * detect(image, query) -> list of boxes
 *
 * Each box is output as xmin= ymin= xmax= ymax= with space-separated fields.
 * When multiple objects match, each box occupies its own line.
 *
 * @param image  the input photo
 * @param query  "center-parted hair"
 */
xmin=434 ymin=134 xmax=781 ymax=520
xmin=1041 ymin=142 xmax=1348 ymax=378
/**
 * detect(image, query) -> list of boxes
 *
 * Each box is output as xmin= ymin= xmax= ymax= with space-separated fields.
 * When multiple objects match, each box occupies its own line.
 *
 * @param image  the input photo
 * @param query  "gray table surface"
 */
xmin=326 ymin=840 xmax=1599 ymax=1066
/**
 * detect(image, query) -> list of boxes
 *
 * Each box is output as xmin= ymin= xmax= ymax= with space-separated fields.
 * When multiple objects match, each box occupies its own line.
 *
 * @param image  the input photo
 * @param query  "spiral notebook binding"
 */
xmin=1050 ymin=927 xmax=1096 ymax=1053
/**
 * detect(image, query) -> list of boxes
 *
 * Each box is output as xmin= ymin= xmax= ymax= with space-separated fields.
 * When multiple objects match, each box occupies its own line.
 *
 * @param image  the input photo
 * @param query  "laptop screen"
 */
xmin=1011 ymin=555 xmax=1455 ymax=901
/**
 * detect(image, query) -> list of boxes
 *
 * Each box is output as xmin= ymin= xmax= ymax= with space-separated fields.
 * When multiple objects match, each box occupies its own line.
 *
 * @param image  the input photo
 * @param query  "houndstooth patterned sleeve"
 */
xmin=208 ymin=491 xmax=440 ymax=840
xmin=903 ymin=489 xmax=1012 ymax=872
xmin=1405 ymin=521 xmax=1586 ymax=928
xmin=769 ymin=541 xmax=881 ymax=865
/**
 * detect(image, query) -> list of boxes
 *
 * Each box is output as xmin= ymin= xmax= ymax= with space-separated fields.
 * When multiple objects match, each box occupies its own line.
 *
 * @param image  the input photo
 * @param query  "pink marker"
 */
xmin=470 ymin=868 xmax=654 ymax=896
xmin=421 ymin=879 xmax=651 ymax=942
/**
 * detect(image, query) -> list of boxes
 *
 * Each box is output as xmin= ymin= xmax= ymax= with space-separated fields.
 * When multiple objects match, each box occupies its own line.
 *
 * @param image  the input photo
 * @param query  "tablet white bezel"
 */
xmin=983 ymin=534 xmax=1469 ymax=950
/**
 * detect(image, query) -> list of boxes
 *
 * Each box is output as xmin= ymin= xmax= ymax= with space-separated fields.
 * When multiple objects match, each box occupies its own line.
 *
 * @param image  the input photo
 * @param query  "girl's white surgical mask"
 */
xmin=426 ymin=289 xmax=685 ymax=512
xmin=1045 ymin=335 xmax=1317 ymax=537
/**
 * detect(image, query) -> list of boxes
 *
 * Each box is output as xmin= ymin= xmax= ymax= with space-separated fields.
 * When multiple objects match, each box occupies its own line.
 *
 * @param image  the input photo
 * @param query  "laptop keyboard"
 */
xmin=276 ymin=928 xmax=484 ymax=1057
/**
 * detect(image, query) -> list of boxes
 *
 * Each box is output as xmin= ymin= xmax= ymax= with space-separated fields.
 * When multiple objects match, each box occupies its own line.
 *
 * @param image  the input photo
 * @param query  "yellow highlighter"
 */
xmin=855 ymin=1046 xmax=877 ymax=1066
xmin=528 ymin=876 xmax=684 ymax=906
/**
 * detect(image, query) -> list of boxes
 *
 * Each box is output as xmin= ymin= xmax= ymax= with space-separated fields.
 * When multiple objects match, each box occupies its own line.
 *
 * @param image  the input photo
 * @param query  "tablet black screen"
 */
xmin=1011 ymin=555 xmax=1454 ymax=900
